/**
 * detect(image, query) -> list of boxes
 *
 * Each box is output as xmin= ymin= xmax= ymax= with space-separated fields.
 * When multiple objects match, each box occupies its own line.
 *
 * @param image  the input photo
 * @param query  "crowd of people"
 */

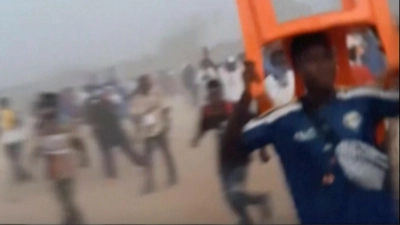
xmin=0 ymin=27 xmax=399 ymax=225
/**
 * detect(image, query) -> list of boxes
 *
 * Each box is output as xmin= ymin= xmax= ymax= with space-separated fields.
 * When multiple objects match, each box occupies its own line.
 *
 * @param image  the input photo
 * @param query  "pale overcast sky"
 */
xmin=0 ymin=0 xmax=240 ymax=88
xmin=0 ymin=0 xmax=398 ymax=88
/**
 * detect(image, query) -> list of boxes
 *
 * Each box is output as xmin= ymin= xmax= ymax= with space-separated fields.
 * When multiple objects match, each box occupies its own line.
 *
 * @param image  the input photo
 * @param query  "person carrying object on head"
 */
xmin=224 ymin=32 xmax=399 ymax=224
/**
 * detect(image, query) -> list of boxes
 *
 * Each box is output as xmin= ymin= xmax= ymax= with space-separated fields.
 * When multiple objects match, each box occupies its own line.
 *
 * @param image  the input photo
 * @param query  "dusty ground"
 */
xmin=0 ymin=96 xmax=298 ymax=224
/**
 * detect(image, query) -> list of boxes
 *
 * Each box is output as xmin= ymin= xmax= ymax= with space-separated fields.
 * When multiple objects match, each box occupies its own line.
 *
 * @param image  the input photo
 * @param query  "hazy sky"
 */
xmin=0 ymin=0 xmax=398 ymax=89
xmin=0 ymin=0 xmax=240 ymax=88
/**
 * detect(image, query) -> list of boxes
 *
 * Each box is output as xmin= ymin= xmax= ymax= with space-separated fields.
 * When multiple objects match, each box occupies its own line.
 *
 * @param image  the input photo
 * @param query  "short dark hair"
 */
xmin=290 ymin=32 xmax=331 ymax=67
xmin=207 ymin=79 xmax=221 ymax=90
xmin=38 ymin=93 xmax=58 ymax=109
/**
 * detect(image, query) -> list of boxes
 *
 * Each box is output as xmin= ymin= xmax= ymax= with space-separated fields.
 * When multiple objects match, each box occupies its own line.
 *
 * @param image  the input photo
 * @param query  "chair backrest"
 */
xmin=236 ymin=0 xmax=399 ymax=113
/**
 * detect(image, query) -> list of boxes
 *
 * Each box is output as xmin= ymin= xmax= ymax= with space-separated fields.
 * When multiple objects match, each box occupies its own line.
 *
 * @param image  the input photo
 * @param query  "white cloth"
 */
xmin=347 ymin=33 xmax=365 ymax=49
xmin=40 ymin=133 xmax=72 ymax=155
xmin=336 ymin=139 xmax=389 ymax=191
xmin=264 ymin=70 xmax=295 ymax=107
xmin=219 ymin=63 xmax=245 ymax=103
xmin=109 ymin=92 xmax=122 ymax=104
xmin=1 ymin=127 xmax=27 ymax=145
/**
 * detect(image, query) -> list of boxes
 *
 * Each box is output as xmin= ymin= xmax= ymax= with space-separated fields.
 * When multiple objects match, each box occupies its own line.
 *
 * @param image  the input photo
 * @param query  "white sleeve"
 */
xmin=110 ymin=93 xmax=122 ymax=104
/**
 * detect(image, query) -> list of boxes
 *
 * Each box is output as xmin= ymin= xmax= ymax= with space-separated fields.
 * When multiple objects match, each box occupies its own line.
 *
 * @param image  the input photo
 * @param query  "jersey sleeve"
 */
xmin=339 ymin=87 xmax=399 ymax=120
xmin=371 ymin=89 xmax=399 ymax=119
xmin=241 ymin=116 xmax=274 ymax=154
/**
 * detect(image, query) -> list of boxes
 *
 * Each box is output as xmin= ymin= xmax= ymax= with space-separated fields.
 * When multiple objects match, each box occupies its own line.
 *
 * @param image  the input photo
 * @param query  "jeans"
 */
xmin=143 ymin=132 xmax=177 ymax=193
xmin=94 ymin=130 xmax=143 ymax=178
xmin=5 ymin=142 xmax=31 ymax=182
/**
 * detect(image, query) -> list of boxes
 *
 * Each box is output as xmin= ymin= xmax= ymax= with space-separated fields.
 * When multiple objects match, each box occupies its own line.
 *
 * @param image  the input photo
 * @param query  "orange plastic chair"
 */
xmin=236 ymin=0 xmax=399 ymax=114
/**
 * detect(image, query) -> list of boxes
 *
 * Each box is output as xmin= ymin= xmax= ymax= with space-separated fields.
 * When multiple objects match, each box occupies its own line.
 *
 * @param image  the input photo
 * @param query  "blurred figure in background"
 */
xmin=196 ymin=53 xmax=219 ymax=107
xmin=219 ymin=56 xmax=245 ymax=103
xmin=192 ymin=77 xmax=271 ymax=225
xmin=34 ymin=93 xmax=84 ymax=224
xmin=0 ymin=97 xmax=32 ymax=182
xmin=105 ymin=75 xmax=130 ymax=119
xmin=181 ymin=64 xmax=197 ymax=106
xmin=130 ymin=74 xmax=176 ymax=194
xmin=59 ymin=87 xmax=90 ymax=168
xmin=347 ymin=33 xmax=365 ymax=66
xmin=348 ymin=46 xmax=375 ymax=86
xmin=361 ymin=30 xmax=387 ymax=78
xmin=86 ymin=87 xmax=144 ymax=180
xmin=263 ymin=47 xmax=295 ymax=107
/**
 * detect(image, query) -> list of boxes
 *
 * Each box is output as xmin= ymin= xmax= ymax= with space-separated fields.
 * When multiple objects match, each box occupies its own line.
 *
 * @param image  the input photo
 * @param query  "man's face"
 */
xmin=297 ymin=44 xmax=336 ymax=92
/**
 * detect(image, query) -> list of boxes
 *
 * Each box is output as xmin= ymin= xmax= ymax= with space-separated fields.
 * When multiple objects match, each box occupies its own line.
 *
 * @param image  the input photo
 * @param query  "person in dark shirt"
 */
xmin=191 ymin=78 xmax=270 ymax=225
xmin=86 ymin=88 xmax=144 ymax=180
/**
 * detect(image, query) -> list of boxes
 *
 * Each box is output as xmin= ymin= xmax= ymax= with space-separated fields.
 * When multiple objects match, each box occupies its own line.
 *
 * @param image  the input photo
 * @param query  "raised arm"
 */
xmin=223 ymin=60 xmax=273 ymax=155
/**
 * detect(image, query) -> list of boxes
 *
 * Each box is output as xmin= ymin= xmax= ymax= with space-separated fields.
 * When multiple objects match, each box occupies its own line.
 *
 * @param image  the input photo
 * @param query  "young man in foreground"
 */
xmin=224 ymin=32 xmax=399 ymax=224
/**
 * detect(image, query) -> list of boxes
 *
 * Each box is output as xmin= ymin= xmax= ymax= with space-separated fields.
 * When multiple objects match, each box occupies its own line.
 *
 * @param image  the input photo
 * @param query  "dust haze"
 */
xmin=0 ymin=1 xmax=399 ymax=224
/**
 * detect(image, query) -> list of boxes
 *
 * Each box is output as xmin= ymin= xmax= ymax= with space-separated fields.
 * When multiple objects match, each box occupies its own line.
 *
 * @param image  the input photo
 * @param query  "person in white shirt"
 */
xmin=1 ymin=97 xmax=32 ymax=182
xmin=195 ymin=59 xmax=219 ymax=107
xmin=219 ymin=56 xmax=245 ymax=103
xmin=130 ymin=74 xmax=177 ymax=194
xmin=263 ymin=47 xmax=295 ymax=107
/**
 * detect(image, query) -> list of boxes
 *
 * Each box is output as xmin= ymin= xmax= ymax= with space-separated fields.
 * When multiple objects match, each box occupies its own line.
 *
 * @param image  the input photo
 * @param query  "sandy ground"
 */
xmin=0 ymin=96 xmax=298 ymax=224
